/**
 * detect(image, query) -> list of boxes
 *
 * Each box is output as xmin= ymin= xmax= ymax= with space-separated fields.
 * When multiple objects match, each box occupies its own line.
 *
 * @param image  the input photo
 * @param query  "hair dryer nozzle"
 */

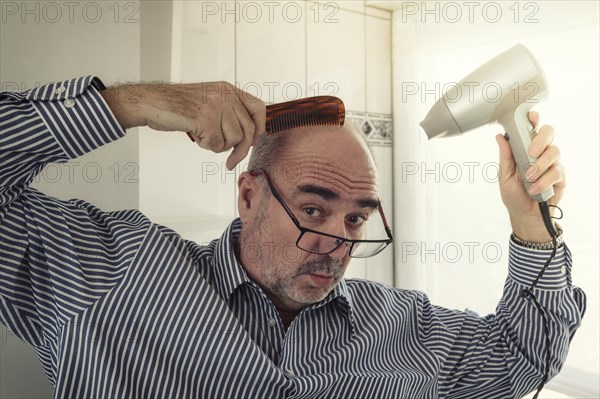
xmin=420 ymin=44 xmax=548 ymax=139
xmin=420 ymin=99 xmax=462 ymax=139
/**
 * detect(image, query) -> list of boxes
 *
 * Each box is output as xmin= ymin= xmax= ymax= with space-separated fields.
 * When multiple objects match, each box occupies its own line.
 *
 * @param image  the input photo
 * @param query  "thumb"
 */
xmin=496 ymin=134 xmax=515 ymax=169
xmin=495 ymin=134 xmax=516 ymax=179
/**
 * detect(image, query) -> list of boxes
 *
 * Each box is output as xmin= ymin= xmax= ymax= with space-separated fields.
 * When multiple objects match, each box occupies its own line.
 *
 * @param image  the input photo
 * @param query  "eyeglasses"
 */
xmin=250 ymin=169 xmax=393 ymax=258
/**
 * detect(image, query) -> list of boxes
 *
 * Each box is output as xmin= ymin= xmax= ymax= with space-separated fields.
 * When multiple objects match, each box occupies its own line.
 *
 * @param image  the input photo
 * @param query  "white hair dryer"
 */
xmin=419 ymin=44 xmax=553 ymax=202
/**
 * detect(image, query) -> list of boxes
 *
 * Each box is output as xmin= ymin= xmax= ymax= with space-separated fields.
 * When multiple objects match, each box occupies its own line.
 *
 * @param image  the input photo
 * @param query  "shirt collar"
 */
xmin=211 ymin=218 xmax=357 ymax=336
xmin=307 ymin=277 xmax=357 ymax=336
xmin=211 ymin=218 xmax=251 ymax=300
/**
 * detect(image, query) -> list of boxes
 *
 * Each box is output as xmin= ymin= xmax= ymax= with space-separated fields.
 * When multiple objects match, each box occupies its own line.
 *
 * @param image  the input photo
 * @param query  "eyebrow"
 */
xmin=296 ymin=184 xmax=380 ymax=210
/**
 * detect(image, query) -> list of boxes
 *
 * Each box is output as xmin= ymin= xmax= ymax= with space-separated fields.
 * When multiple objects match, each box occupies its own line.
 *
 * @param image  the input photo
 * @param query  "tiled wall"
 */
xmin=176 ymin=1 xmax=392 ymax=113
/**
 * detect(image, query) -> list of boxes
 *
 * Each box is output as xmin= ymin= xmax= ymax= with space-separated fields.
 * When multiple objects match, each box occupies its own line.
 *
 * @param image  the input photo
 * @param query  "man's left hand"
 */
xmin=495 ymin=111 xmax=565 ymax=242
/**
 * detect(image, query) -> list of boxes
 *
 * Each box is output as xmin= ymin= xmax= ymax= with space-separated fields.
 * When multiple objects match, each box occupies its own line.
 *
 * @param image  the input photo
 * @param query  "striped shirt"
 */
xmin=0 ymin=76 xmax=586 ymax=399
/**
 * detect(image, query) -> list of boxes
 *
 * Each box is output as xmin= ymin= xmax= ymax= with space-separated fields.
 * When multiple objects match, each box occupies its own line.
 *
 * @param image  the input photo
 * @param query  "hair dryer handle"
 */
xmin=500 ymin=104 xmax=554 ymax=202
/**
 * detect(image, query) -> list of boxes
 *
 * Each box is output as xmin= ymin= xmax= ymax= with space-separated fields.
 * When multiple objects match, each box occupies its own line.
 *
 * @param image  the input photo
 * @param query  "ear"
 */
xmin=237 ymin=172 xmax=260 ymax=221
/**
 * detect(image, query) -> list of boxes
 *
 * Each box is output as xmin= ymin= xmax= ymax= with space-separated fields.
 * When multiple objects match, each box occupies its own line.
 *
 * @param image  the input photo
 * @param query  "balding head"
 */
xmin=248 ymin=123 xmax=377 ymax=187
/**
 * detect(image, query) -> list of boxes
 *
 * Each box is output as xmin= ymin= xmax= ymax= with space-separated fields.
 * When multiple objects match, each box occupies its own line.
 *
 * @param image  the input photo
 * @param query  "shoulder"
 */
xmin=152 ymin=222 xmax=218 ymax=262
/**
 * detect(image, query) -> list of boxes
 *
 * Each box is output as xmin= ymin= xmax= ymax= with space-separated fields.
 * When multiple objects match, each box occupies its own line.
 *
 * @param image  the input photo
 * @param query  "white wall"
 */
xmin=392 ymin=2 xmax=599 ymax=397
xmin=0 ymin=1 xmax=141 ymax=397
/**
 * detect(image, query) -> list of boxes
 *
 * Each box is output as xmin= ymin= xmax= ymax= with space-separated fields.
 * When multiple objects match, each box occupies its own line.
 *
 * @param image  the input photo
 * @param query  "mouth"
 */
xmin=308 ymin=273 xmax=335 ymax=287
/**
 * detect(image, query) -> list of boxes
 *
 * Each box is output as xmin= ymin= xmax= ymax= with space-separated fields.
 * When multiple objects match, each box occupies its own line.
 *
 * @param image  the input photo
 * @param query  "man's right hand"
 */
xmin=100 ymin=81 xmax=266 ymax=170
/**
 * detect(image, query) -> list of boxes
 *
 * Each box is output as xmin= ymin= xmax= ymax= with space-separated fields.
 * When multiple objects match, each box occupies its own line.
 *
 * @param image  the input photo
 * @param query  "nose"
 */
xmin=300 ymin=232 xmax=348 ymax=257
xmin=328 ymin=238 xmax=350 ymax=260
xmin=297 ymin=218 xmax=351 ymax=259
xmin=320 ymin=220 xmax=350 ymax=260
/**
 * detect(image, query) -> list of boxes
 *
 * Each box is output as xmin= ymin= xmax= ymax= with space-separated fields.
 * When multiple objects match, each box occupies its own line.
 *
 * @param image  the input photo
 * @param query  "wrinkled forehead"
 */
xmin=265 ymin=125 xmax=379 ymax=197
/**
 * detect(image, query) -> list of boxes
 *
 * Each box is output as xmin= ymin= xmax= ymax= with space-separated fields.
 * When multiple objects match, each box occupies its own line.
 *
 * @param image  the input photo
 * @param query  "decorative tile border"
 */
xmin=345 ymin=111 xmax=393 ymax=146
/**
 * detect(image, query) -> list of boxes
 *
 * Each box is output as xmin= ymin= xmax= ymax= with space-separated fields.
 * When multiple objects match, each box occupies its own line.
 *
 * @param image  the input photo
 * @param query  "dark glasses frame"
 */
xmin=250 ymin=169 xmax=393 ymax=258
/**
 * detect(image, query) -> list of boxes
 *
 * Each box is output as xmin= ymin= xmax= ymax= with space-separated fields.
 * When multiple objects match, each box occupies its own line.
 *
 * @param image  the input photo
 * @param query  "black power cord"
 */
xmin=520 ymin=201 xmax=562 ymax=399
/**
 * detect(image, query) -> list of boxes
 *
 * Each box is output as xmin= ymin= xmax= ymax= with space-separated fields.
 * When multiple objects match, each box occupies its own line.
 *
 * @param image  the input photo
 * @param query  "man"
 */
xmin=0 ymin=76 xmax=585 ymax=398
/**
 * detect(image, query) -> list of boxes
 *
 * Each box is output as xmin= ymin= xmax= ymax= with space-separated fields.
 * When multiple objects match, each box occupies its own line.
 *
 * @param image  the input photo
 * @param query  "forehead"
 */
xmin=267 ymin=125 xmax=379 ymax=198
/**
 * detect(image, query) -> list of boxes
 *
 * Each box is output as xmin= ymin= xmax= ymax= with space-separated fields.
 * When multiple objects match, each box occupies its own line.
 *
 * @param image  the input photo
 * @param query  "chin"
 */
xmin=291 ymin=284 xmax=338 ymax=305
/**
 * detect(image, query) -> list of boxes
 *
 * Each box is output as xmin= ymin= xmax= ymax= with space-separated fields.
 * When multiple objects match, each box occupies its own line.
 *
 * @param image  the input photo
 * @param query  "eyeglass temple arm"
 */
xmin=378 ymin=203 xmax=393 ymax=240
xmin=250 ymin=169 xmax=303 ymax=228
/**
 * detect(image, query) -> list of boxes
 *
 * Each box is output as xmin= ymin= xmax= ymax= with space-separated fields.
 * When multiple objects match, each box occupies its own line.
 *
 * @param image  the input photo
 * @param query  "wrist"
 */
xmin=100 ymin=84 xmax=146 ymax=130
xmin=509 ymin=213 xmax=554 ymax=242
xmin=512 ymin=223 xmax=563 ymax=249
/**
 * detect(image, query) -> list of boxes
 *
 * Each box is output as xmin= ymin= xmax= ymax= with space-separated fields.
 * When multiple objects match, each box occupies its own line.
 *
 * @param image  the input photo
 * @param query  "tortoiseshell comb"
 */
xmin=264 ymin=95 xmax=345 ymax=134
xmin=186 ymin=95 xmax=345 ymax=141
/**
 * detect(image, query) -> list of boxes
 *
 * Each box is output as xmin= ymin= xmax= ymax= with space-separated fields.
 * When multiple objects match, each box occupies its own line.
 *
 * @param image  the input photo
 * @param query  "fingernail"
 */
xmin=525 ymin=165 xmax=537 ymax=181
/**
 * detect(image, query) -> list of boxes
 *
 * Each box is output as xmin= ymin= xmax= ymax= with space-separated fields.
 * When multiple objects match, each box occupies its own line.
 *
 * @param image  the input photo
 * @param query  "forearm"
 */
xmin=502 ymin=239 xmax=585 ymax=378
xmin=468 ymin=239 xmax=584 ymax=398
xmin=433 ymin=239 xmax=586 ymax=398
xmin=99 ymin=83 xmax=146 ymax=130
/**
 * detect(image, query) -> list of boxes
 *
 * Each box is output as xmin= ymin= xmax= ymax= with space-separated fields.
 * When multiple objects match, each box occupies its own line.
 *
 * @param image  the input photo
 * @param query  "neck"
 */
xmin=276 ymin=307 xmax=299 ymax=330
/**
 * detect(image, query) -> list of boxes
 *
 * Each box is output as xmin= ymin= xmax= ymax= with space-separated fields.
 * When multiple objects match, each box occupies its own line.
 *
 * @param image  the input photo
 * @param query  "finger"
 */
xmin=219 ymin=107 xmax=244 ymax=153
xmin=226 ymin=104 xmax=255 ymax=170
xmin=528 ymin=163 xmax=566 ymax=196
xmin=528 ymin=111 xmax=540 ymax=128
xmin=525 ymin=145 xmax=560 ymax=182
xmin=194 ymin=133 xmax=213 ymax=151
xmin=192 ymin=116 xmax=222 ymax=150
xmin=232 ymin=98 xmax=256 ymax=142
xmin=252 ymin=122 xmax=266 ymax=147
xmin=234 ymin=86 xmax=266 ymax=144
xmin=495 ymin=134 xmax=516 ymax=181
xmin=196 ymin=112 xmax=227 ymax=152
xmin=529 ymin=124 xmax=555 ymax=158
xmin=226 ymin=144 xmax=249 ymax=171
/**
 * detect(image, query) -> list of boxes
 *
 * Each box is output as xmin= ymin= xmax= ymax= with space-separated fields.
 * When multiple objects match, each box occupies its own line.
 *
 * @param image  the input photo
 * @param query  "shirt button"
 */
xmin=560 ymin=265 xmax=566 ymax=275
xmin=54 ymin=86 xmax=66 ymax=95
xmin=267 ymin=318 xmax=277 ymax=327
xmin=64 ymin=98 xmax=76 ymax=108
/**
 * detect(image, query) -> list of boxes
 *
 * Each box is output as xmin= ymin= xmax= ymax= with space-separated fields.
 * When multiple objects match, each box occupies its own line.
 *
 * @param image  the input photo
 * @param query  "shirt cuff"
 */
xmin=28 ymin=76 xmax=125 ymax=160
xmin=507 ymin=238 xmax=571 ymax=290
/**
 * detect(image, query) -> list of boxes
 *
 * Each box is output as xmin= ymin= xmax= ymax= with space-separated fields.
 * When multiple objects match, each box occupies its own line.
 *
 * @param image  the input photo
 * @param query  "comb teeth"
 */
xmin=268 ymin=104 xmax=342 ymax=133
xmin=266 ymin=96 xmax=345 ymax=134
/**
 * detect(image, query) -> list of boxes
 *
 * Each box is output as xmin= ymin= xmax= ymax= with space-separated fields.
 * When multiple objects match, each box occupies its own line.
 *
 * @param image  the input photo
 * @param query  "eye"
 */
xmin=302 ymin=207 xmax=323 ymax=218
xmin=347 ymin=214 xmax=368 ymax=226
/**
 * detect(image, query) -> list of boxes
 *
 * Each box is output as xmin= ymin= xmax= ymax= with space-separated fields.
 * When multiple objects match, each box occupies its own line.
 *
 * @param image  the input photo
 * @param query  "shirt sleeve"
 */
xmin=419 ymin=240 xmax=587 ymax=398
xmin=0 ymin=77 xmax=150 ymax=349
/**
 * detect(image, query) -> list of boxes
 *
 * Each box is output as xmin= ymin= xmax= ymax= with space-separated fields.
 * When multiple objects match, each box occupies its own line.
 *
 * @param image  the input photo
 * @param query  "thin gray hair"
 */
xmin=247 ymin=121 xmax=374 ymax=182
